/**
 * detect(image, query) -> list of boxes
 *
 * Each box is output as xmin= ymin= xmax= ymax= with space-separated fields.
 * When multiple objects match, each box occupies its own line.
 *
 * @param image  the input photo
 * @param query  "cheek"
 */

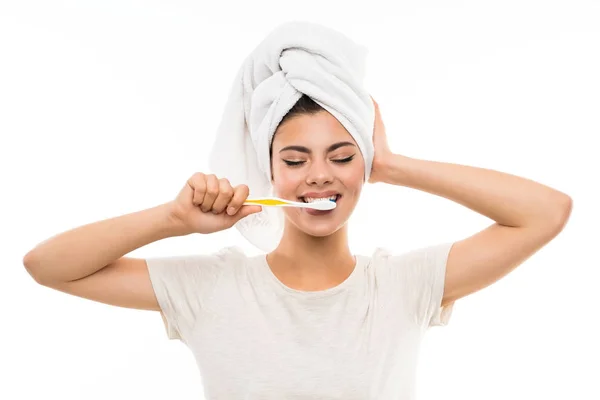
xmin=341 ymin=163 xmax=365 ymax=186
xmin=272 ymin=168 xmax=303 ymax=194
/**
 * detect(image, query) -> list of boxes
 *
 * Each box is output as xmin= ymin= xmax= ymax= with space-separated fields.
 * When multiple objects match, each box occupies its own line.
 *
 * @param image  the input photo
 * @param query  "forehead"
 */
xmin=273 ymin=111 xmax=356 ymax=148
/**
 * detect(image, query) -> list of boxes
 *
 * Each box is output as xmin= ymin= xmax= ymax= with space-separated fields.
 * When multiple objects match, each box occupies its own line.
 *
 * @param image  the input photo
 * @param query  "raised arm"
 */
xmin=21 ymin=173 xmax=262 ymax=311
xmin=23 ymin=203 xmax=183 ymax=284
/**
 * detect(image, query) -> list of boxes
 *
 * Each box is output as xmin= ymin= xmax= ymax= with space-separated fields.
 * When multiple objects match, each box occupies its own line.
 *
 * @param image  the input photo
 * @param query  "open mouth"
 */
xmin=298 ymin=194 xmax=341 ymax=204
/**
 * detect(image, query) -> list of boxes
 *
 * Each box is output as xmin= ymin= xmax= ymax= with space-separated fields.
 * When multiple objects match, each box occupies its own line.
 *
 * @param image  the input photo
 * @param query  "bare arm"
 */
xmin=23 ymin=202 xmax=185 ymax=284
xmin=22 ymin=173 xmax=260 ymax=313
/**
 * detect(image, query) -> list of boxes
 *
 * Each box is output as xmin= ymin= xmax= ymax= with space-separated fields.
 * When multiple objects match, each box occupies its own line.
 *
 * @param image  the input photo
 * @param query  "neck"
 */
xmin=268 ymin=223 xmax=355 ymax=279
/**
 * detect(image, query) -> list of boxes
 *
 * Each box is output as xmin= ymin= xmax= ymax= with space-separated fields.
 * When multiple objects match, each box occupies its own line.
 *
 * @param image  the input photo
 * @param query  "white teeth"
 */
xmin=303 ymin=195 xmax=337 ymax=203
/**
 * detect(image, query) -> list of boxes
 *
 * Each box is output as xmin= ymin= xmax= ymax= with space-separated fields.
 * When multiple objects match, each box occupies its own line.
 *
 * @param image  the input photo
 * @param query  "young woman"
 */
xmin=23 ymin=95 xmax=571 ymax=399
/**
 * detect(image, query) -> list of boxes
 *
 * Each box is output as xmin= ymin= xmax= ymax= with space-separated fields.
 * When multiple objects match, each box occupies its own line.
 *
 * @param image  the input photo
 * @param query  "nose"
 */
xmin=305 ymin=158 xmax=334 ymax=185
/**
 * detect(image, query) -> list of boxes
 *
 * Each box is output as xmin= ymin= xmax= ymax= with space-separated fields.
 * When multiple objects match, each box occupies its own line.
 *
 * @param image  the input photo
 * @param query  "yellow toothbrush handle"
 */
xmin=244 ymin=198 xmax=289 ymax=206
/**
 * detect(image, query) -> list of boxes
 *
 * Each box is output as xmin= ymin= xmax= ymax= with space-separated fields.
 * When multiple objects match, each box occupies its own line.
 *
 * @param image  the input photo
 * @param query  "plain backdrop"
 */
xmin=1 ymin=1 xmax=598 ymax=399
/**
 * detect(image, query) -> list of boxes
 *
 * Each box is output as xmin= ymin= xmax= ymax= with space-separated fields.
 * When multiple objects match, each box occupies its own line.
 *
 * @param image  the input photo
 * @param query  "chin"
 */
xmin=302 ymin=226 xmax=339 ymax=237
xmin=297 ymin=216 xmax=347 ymax=237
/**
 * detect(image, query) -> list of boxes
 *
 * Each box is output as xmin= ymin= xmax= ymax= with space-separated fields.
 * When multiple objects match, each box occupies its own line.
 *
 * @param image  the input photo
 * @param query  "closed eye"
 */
xmin=283 ymin=155 xmax=355 ymax=166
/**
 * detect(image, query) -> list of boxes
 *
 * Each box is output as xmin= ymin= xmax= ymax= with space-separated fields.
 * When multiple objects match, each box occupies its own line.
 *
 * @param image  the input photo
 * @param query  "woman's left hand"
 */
xmin=368 ymin=96 xmax=393 ymax=184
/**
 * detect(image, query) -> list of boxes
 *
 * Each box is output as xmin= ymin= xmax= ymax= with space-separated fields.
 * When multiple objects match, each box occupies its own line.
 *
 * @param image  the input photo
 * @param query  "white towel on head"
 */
xmin=208 ymin=20 xmax=375 ymax=252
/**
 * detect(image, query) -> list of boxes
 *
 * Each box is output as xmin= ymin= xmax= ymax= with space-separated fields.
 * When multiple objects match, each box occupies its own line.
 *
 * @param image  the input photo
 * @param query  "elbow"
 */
xmin=23 ymin=250 xmax=45 ymax=284
xmin=546 ymin=194 xmax=573 ymax=235
xmin=555 ymin=194 xmax=573 ymax=228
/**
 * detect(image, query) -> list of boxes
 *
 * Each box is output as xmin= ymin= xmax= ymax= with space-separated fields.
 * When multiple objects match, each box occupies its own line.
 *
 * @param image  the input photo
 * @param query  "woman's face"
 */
xmin=270 ymin=110 xmax=365 ymax=237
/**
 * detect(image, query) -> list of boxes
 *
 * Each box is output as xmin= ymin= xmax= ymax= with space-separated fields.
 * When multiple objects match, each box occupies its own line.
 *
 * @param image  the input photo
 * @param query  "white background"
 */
xmin=2 ymin=1 xmax=598 ymax=399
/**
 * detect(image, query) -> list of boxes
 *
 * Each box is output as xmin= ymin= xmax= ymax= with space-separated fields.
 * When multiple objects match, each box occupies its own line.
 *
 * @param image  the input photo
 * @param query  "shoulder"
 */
xmin=213 ymin=245 xmax=248 ymax=262
xmin=367 ymin=242 xmax=454 ymax=272
xmin=367 ymin=242 xmax=456 ymax=327
xmin=146 ymin=245 xmax=248 ymax=273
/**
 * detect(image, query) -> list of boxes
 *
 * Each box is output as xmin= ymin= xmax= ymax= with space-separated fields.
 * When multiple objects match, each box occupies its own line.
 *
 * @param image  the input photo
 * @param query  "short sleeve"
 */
xmin=384 ymin=241 xmax=456 ymax=328
xmin=145 ymin=246 xmax=244 ymax=341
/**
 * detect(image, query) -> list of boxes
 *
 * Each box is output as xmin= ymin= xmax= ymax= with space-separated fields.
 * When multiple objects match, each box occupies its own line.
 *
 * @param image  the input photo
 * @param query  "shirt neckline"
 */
xmin=256 ymin=253 xmax=365 ymax=299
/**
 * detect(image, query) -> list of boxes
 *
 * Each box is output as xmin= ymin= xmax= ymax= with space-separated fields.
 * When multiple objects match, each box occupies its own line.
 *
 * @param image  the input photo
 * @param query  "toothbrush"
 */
xmin=243 ymin=196 xmax=336 ymax=211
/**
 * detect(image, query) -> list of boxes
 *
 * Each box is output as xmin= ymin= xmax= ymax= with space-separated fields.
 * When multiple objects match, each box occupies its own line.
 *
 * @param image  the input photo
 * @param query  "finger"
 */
xmin=212 ymin=178 xmax=234 ymax=214
xmin=201 ymin=174 xmax=219 ymax=212
xmin=226 ymin=184 xmax=250 ymax=216
xmin=189 ymin=173 xmax=207 ymax=207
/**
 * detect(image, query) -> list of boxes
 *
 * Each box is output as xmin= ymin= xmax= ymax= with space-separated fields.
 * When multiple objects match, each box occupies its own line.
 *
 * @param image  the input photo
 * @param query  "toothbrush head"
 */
xmin=310 ymin=199 xmax=337 ymax=211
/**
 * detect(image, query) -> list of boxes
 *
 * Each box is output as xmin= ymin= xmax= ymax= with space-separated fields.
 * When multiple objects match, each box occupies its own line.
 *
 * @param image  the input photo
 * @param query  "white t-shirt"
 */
xmin=146 ymin=242 xmax=455 ymax=399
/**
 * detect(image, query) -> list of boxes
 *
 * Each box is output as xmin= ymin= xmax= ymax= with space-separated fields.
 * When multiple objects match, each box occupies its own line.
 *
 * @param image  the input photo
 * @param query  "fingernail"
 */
xmin=227 ymin=206 xmax=235 ymax=215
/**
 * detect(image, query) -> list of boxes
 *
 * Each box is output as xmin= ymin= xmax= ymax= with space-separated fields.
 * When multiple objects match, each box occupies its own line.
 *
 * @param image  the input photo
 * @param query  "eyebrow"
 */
xmin=279 ymin=141 xmax=356 ymax=154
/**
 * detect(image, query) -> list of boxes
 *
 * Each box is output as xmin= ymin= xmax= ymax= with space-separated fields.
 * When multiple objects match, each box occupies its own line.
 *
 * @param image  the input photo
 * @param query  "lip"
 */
xmin=304 ymin=207 xmax=335 ymax=215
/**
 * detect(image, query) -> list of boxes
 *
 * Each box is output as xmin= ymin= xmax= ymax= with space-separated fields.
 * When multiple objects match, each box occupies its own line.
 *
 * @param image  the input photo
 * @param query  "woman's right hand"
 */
xmin=167 ymin=172 xmax=262 ymax=235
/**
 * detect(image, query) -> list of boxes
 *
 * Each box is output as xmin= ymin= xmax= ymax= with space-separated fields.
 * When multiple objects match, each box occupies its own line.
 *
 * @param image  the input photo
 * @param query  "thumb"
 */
xmin=231 ymin=204 xmax=263 ymax=220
